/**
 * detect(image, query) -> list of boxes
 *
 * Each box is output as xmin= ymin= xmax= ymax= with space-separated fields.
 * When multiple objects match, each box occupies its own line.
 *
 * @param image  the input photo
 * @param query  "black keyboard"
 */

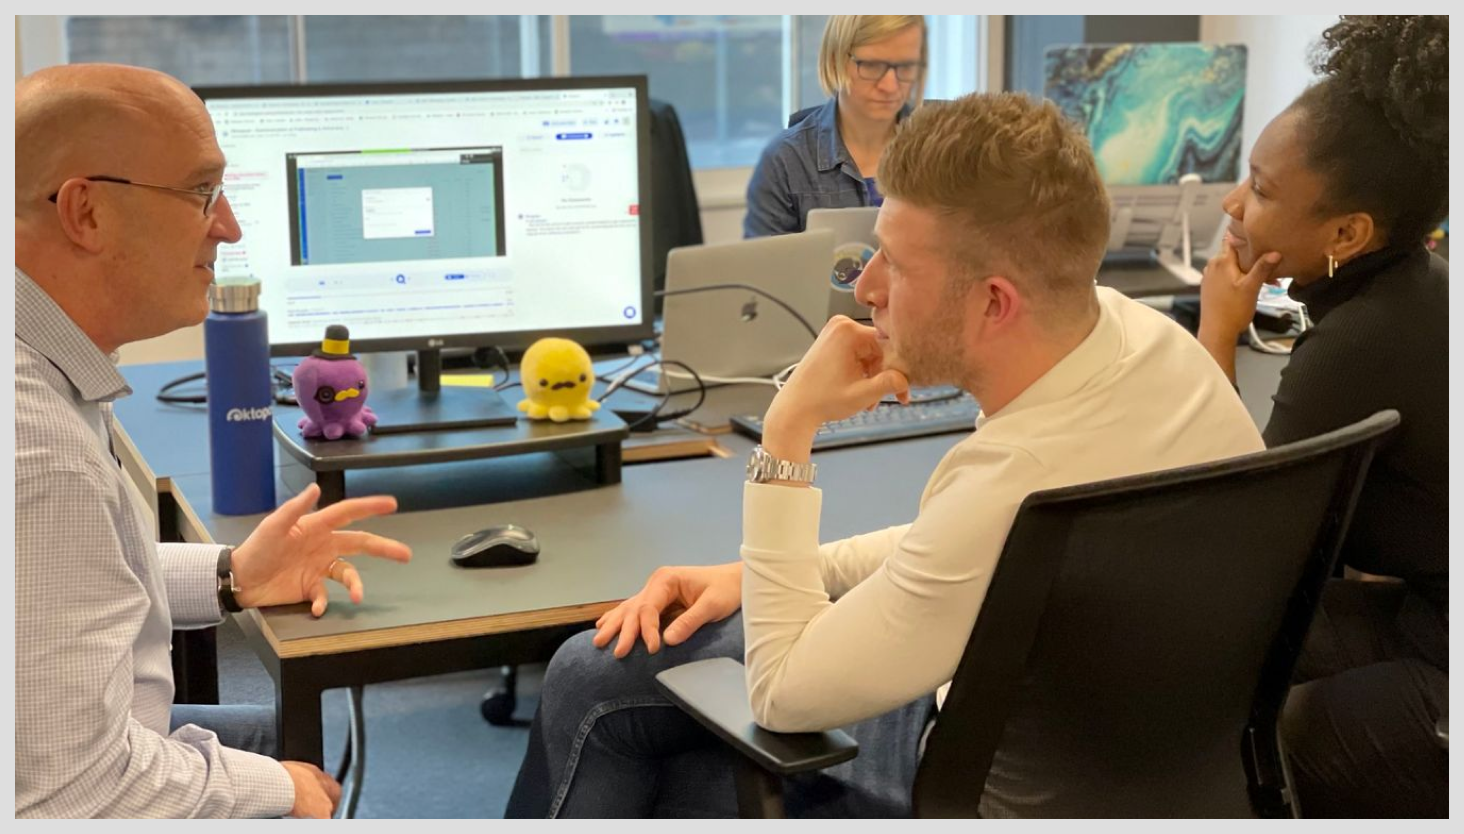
xmin=731 ymin=388 xmax=980 ymax=451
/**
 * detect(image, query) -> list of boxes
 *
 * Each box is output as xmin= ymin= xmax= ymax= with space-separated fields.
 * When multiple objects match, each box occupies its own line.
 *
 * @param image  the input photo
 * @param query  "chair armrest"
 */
xmin=655 ymin=657 xmax=858 ymax=776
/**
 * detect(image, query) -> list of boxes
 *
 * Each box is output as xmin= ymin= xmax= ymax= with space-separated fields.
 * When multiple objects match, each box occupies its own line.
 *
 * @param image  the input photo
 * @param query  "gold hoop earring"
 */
xmin=1327 ymin=254 xmax=1336 ymax=278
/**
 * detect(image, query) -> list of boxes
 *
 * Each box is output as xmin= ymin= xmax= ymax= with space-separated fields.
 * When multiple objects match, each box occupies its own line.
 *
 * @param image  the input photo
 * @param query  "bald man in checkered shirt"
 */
xmin=15 ymin=64 xmax=413 ymax=819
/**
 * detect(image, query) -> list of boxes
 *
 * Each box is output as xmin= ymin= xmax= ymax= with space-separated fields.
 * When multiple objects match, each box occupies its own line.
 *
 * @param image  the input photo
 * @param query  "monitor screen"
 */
xmin=199 ymin=77 xmax=653 ymax=356
xmin=1043 ymin=44 xmax=1246 ymax=258
xmin=1043 ymin=43 xmax=1247 ymax=186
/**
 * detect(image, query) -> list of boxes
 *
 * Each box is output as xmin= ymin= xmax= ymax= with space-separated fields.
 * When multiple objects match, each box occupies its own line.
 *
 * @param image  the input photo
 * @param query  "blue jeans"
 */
xmin=170 ymin=704 xmax=278 ymax=759
xmin=505 ymin=613 xmax=934 ymax=818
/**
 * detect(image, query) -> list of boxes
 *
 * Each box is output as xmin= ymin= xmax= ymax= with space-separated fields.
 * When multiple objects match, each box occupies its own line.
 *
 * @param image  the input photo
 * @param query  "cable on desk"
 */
xmin=661 ymin=368 xmax=780 ymax=388
xmin=655 ymin=284 xmax=821 ymax=340
xmin=772 ymin=362 xmax=798 ymax=390
xmin=155 ymin=366 xmax=299 ymax=406
xmin=475 ymin=345 xmax=511 ymax=380
xmin=155 ymin=371 xmax=208 ymax=405
xmin=469 ymin=345 xmax=522 ymax=393
xmin=594 ymin=348 xmax=648 ymax=385
xmin=1247 ymin=304 xmax=1308 ymax=356
xmin=599 ymin=357 xmax=707 ymax=431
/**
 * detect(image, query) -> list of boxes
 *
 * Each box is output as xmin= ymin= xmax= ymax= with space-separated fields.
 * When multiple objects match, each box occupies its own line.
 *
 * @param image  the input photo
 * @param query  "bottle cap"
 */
xmin=208 ymin=278 xmax=261 ymax=313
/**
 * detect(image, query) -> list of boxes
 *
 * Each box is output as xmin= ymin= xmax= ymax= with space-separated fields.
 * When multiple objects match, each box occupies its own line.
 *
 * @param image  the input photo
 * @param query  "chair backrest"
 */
xmin=912 ymin=410 xmax=1400 ymax=818
xmin=648 ymin=98 xmax=704 ymax=314
xmin=788 ymin=105 xmax=821 ymax=129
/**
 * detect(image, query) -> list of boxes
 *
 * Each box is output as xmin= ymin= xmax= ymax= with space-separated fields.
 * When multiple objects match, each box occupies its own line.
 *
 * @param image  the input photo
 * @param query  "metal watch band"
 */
xmin=216 ymin=547 xmax=243 ymax=613
xmin=748 ymin=445 xmax=817 ymax=485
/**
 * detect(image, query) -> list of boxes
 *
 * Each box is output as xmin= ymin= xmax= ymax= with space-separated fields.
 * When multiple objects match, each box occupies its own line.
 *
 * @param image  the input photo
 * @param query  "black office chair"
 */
xmin=787 ymin=104 xmax=821 ymax=129
xmin=648 ymin=97 xmax=705 ymax=315
xmin=656 ymin=410 xmax=1400 ymax=817
xmin=479 ymin=98 xmax=704 ymax=726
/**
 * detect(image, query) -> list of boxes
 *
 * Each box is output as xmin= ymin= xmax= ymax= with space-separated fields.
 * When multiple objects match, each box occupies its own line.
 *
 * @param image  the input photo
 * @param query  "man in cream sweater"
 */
xmin=505 ymin=93 xmax=1265 ymax=818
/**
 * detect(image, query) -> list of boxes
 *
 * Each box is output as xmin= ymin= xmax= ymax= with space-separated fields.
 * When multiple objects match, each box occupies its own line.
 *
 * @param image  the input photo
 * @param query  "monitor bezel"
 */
xmin=195 ymin=75 xmax=656 ymax=358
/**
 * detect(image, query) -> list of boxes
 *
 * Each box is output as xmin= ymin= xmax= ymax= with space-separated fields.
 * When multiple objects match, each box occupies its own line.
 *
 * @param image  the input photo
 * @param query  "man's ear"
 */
xmin=978 ymin=275 xmax=1022 ymax=330
xmin=53 ymin=180 xmax=108 ymax=254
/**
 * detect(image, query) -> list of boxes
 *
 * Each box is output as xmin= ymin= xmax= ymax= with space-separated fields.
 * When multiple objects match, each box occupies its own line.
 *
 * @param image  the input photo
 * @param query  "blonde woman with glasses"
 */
xmin=743 ymin=15 xmax=926 ymax=238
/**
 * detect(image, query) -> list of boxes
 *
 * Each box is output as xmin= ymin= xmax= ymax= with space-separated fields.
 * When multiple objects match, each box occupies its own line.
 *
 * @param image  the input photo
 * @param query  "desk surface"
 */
xmin=116 ymin=348 xmax=1287 ymax=661
xmin=1095 ymin=261 xmax=1199 ymax=299
xmin=186 ymin=435 xmax=954 ymax=658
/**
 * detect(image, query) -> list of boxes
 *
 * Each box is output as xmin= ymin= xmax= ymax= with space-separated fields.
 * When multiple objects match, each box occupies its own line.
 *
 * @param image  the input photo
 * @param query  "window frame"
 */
xmin=19 ymin=14 xmax=994 ymax=189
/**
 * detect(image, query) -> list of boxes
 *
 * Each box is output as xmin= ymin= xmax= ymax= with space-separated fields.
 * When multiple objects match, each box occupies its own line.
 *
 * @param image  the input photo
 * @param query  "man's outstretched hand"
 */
xmin=232 ymin=483 xmax=412 ymax=617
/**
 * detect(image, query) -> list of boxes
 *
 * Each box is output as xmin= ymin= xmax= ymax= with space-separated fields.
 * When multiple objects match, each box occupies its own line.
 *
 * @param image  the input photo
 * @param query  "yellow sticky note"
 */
xmin=440 ymin=373 xmax=497 ymax=388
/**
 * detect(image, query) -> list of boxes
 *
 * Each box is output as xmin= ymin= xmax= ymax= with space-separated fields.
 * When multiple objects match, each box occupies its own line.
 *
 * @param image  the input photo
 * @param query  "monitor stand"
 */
xmin=1154 ymin=173 xmax=1206 ymax=286
xmin=368 ymin=348 xmax=519 ymax=435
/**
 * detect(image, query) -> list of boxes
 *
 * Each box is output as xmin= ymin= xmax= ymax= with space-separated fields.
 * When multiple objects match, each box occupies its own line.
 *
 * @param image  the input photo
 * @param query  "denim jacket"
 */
xmin=742 ymin=97 xmax=912 ymax=238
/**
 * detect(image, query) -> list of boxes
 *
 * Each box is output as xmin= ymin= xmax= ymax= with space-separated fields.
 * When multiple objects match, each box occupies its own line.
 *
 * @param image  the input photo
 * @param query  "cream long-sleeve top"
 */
xmin=741 ymin=287 xmax=1266 ymax=732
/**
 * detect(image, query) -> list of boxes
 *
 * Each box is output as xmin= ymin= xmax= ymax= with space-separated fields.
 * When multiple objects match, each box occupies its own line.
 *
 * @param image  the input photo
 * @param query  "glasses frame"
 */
xmin=48 ymin=175 xmax=225 ymax=216
xmin=848 ymin=54 xmax=925 ymax=84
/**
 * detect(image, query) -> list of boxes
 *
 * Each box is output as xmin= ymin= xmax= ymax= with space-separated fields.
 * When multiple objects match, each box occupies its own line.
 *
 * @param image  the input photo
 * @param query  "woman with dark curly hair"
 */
xmin=1198 ymin=16 xmax=1448 ymax=817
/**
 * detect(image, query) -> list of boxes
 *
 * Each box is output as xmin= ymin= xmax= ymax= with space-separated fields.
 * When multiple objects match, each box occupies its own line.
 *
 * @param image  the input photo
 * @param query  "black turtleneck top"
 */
xmin=1275 ymin=245 xmax=1448 ymax=667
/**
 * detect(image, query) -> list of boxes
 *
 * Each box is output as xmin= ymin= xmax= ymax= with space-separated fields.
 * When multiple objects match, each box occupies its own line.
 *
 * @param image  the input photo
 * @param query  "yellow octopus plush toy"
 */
xmin=517 ymin=337 xmax=602 ymax=422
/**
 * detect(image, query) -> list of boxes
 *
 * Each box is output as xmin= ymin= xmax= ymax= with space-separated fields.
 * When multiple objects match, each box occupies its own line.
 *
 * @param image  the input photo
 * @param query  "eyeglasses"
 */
xmin=849 ymin=55 xmax=925 ymax=83
xmin=48 ymin=176 xmax=226 ymax=217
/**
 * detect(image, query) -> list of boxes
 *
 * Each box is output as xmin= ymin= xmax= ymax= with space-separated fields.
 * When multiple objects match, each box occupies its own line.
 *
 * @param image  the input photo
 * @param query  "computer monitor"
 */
xmin=198 ymin=76 xmax=653 ymax=431
xmin=1045 ymin=43 xmax=1247 ymax=284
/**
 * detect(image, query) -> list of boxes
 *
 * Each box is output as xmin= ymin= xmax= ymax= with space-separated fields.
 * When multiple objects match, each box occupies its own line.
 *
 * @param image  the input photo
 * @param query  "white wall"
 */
xmin=1200 ymin=15 xmax=1338 ymax=163
xmin=693 ymin=167 xmax=752 ymax=245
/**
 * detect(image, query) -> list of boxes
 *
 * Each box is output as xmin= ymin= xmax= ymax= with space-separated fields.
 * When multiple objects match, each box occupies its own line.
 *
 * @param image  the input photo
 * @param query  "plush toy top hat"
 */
xmin=312 ymin=324 xmax=356 ymax=361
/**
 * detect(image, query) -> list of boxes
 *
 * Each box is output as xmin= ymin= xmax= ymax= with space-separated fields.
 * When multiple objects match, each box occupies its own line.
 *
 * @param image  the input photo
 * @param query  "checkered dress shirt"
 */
xmin=14 ymin=267 xmax=293 ymax=818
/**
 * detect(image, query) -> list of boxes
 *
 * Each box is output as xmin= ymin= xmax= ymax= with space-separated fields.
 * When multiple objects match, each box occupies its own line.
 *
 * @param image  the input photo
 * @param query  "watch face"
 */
xmin=747 ymin=447 xmax=770 ymax=482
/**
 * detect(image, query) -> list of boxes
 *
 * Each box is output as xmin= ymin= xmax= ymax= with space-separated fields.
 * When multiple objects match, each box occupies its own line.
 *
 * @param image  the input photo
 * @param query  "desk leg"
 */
xmin=171 ymin=628 xmax=219 ymax=705
xmin=316 ymin=471 xmax=346 ymax=507
xmin=275 ymin=670 xmax=326 ymax=767
xmin=596 ymin=442 xmax=622 ymax=485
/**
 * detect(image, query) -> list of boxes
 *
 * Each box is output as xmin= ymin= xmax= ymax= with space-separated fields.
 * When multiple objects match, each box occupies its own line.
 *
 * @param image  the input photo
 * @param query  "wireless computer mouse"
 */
xmin=450 ymin=524 xmax=540 ymax=568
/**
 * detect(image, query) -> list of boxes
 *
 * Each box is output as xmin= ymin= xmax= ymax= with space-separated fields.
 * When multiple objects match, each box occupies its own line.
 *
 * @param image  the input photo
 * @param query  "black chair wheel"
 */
xmin=481 ymin=690 xmax=517 ymax=726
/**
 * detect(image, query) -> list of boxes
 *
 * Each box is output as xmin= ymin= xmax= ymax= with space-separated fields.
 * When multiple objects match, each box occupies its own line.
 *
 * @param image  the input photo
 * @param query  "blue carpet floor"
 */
xmin=216 ymin=616 xmax=545 ymax=818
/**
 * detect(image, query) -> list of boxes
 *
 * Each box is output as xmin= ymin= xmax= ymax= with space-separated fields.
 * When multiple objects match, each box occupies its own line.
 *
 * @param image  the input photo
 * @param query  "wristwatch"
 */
xmin=746 ymin=444 xmax=817 ymax=486
xmin=216 ymin=547 xmax=244 ymax=614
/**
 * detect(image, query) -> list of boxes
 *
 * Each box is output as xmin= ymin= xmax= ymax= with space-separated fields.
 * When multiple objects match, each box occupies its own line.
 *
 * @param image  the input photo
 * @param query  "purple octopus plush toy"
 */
xmin=292 ymin=324 xmax=378 ymax=440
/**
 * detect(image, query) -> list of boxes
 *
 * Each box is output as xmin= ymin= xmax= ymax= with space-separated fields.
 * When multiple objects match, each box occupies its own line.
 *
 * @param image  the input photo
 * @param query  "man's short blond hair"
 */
xmin=881 ymin=92 xmax=1109 ymax=323
xmin=818 ymin=15 xmax=927 ymax=108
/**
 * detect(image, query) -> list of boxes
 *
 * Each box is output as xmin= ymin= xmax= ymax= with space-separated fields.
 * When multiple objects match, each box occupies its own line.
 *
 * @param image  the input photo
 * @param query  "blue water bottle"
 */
xmin=205 ymin=279 xmax=276 ymax=515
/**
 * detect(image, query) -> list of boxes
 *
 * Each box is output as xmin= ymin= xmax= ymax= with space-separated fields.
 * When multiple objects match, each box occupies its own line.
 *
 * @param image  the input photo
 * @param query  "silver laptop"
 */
xmin=805 ymin=207 xmax=880 ymax=321
xmin=655 ymin=230 xmax=833 ymax=390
